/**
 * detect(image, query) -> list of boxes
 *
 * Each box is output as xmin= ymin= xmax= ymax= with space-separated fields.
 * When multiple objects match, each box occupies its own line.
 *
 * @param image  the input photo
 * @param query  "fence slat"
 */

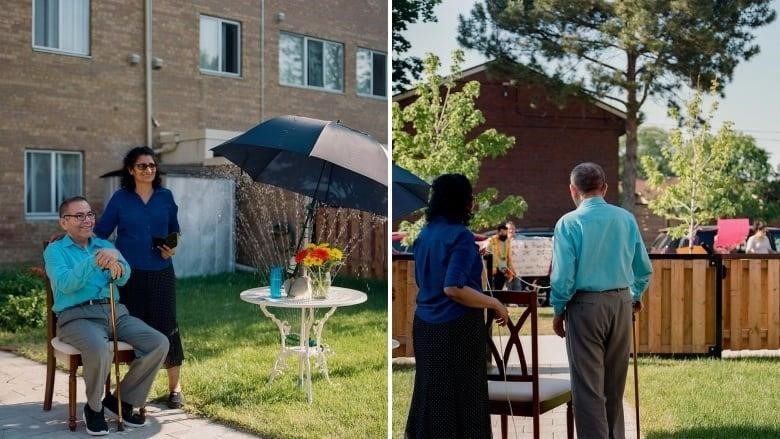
xmin=670 ymin=260 xmax=685 ymax=352
xmin=748 ymin=259 xmax=763 ymax=349
xmin=691 ymin=260 xmax=707 ymax=351
xmin=728 ymin=260 xmax=743 ymax=350
xmin=768 ymin=259 xmax=780 ymax=350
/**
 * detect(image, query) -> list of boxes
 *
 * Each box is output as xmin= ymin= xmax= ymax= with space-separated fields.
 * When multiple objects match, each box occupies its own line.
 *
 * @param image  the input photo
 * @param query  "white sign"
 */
xmin=510 ymin=237 xmax=553 ymax=277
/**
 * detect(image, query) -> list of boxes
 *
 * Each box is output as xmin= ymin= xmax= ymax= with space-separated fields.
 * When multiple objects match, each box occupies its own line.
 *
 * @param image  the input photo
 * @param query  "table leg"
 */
xmin=311 ymin=306 xmax=338 ymax=384
xmin=258 ymin=305 xmax=292 ymax=384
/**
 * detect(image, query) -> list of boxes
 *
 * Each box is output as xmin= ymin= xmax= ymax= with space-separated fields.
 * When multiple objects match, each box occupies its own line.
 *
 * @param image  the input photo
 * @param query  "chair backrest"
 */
xmin=484 ymin=289 xmax=539 ymax=385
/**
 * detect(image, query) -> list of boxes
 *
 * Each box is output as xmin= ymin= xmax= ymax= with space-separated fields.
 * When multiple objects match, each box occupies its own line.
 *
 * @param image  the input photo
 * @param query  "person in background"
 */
xmin=550 ymin=162 xmax=653 ymax=438
xmin=405 ymin=173 xmax=509 ymax=439
xmin=95 ymin=146 xmax=185 ymax=409
xmin=504 ymin=220 xmax=523 ymax=290
xmin=745 ymin=220 xmax=776 ymax=254
xmin=45 ymin=196 xmax=168 ymax=435
xmin=487 ymin=224 xmax=514 ymax=290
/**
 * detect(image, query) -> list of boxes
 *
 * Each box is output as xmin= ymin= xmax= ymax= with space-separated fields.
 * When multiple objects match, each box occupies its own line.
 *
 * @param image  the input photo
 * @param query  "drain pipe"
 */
xmin=145 ymin=0 xmax=153 ymax=148
xmin=260 ymin=0 xmax=265 ymax=121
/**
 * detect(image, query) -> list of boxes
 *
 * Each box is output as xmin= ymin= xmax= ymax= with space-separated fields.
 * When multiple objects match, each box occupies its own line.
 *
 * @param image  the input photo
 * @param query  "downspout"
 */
xmin=260 ymin=0 xmax=265 ymax=121
xmin=145 ymin=0 xmax=153 ymax=148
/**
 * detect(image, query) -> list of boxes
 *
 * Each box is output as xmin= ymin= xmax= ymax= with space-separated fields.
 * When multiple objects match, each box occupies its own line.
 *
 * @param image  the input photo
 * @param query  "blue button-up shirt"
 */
xmin=44 ymin=235 xmax=131 ymax=313
xmin=94 ymin=187 xmax=180 ymax=271
xmin=413 ymin=218 xmax=484 ymax=323
xmin=550 ymin=197 xmax=653 ymax=316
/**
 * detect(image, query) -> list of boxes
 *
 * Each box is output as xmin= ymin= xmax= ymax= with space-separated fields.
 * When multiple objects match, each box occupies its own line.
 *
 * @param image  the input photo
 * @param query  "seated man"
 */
xmin=44 ymin=196 xmax=169 ymax=436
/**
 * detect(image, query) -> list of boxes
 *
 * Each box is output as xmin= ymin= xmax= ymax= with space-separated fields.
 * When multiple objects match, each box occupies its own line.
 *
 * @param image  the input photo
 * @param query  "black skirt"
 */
xmin=119 ymin=265 xmax=184 ymax=368
xmin=405 ymin=308 xmax=491 ymax=439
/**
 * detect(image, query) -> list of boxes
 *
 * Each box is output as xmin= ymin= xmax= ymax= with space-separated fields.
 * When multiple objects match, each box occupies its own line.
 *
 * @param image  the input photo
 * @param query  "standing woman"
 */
xmin=405 ymin=173 xmax=509 ymax=439
xmin=95 ymin=146 xmax=185 ymax=409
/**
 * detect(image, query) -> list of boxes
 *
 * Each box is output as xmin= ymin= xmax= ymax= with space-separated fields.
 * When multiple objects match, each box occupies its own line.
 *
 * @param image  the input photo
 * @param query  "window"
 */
xmin=356 ymin=48 xmax=386 ymax=98
xmin=279 ymin=32 xmax=343 ymax=91
xmin=199 ymin=16 xmax=240 ymax=75
xmin=33 ymin=0 xmax=90 ymax=56
xmin=25 ymin=150 xmax=83 ymax=218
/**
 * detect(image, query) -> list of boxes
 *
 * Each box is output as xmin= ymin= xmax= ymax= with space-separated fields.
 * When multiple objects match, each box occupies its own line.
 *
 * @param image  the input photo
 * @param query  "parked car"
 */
xmin=648 ymin=225 xmax=780 ymax=254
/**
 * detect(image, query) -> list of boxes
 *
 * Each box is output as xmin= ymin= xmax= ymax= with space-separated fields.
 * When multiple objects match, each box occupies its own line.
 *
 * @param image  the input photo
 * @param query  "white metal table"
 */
xmin=239 ymin=286 xmax=367 ymax=403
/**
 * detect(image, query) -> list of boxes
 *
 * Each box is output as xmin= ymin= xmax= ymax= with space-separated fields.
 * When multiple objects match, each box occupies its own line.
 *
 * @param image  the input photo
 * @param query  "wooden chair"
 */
xmin=41 ymin=239 xmax=141 ymax=431
xmin=485 ymin=289 xmax=574 ymax=439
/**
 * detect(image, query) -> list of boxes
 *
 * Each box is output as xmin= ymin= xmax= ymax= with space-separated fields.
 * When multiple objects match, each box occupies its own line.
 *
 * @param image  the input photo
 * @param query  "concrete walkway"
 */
xmin=0 ymin=350 xmax=258 ymax=439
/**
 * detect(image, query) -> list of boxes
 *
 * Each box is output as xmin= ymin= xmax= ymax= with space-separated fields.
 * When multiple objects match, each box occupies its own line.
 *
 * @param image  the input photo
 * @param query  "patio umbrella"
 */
xmin=211 ymin=115 xmax=388 ymax=273
xmin=392 ymin=164 xmax=429 ymax=219
xmin=211 ymin=115 xmax=387 ymax=216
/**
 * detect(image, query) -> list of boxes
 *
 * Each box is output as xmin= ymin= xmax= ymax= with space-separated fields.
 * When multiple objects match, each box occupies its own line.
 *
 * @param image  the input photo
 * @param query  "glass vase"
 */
xmin=309 ymin=271 xmax=331 ymax=299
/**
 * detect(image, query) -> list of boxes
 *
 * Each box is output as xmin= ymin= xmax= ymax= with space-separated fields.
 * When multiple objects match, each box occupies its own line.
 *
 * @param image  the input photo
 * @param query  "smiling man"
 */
xmin=44 ymin=196 xmax=168 ymax=436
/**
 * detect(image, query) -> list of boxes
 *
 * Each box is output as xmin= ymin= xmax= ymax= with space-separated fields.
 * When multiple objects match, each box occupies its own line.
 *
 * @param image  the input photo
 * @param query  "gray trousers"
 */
xmin=565 ymin=290 xmax=632 ymax=439
xmin=57 ymin=303 xmax=169 ymax=411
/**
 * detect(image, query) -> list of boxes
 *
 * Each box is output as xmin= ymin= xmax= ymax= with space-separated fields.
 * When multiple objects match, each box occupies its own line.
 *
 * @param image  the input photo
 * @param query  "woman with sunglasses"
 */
xmin=95 ymin=146 xmax=185 ymax=410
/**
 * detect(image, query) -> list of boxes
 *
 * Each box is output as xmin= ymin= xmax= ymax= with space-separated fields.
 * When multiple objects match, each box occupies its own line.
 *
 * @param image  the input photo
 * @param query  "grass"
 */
xmin=0 ymin=272 xmax=388 ymax=439
xmin=393 ymin=309 xmax=780 ymax=438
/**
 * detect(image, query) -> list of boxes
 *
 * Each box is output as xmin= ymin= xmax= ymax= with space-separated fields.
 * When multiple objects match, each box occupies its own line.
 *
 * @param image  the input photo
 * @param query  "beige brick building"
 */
xmin=0 ymin=0 xmax=387 ymax=265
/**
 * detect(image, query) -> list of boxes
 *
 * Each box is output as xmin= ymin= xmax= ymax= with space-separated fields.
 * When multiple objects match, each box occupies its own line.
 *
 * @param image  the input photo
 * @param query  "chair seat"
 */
xmin=51 ymin=337 xmax=135 ymax=355
xmin=488 ymin=375 xmax=571 ymax=402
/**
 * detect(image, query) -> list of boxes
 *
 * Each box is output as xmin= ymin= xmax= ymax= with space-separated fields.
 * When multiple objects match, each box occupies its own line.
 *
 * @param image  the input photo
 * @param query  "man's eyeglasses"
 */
xmin=134 ymin=163 xmax=157 ymax=171
xmin=62 ymin=211 xmax=96 ymax=222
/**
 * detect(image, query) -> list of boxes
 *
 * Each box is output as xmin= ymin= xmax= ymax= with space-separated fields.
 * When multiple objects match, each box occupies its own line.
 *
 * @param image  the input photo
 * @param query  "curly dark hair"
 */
xmin=425 ymin=173 xmax=473 ymax=225
xmin=120 ymin=146 xmax=161 ymax=190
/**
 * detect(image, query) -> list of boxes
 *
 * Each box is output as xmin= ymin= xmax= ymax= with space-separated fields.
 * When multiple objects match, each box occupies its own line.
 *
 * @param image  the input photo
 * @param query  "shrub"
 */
xmin=0 ymin=267 xmax=47 ymax=331
xmin=0 ymin=289 xmax=47 ymax=331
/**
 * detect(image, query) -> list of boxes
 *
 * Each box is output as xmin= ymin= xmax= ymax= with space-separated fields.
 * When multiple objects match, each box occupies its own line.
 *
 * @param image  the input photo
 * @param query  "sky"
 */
xmin=403 ymin=0 xmax=780 ymax=167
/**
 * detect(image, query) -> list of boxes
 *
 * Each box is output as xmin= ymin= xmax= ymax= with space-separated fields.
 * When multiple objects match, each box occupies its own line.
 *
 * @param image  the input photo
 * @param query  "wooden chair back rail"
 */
xmin=484 ymin=289 xmax=573 ymax=439
xmin=41 ymin=239 xmax=142 ymax=432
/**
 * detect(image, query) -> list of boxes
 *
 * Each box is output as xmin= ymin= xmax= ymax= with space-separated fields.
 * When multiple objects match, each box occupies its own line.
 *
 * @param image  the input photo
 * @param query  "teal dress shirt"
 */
xmin=44 ymin=235 xmax=131 ymax=313
xmin=550 ymin=197 xmax=653 ymax=316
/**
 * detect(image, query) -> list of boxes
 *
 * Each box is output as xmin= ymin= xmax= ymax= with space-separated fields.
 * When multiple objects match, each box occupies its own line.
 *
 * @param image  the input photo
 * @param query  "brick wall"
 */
xmin=0 ymin=0 xmax=387 ymax=265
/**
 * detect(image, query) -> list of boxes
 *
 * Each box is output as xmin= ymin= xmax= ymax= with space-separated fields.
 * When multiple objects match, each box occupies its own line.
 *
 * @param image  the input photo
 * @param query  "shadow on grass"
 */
xmin=647 ymin=426 xmax=780 ymax=438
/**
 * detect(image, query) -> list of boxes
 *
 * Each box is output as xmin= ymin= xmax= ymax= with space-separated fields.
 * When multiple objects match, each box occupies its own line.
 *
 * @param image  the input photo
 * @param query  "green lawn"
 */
xmin=393 ymin=309 xmax=780 ymax=438
xmin=0 ymin=272 xmax=388 ymax=439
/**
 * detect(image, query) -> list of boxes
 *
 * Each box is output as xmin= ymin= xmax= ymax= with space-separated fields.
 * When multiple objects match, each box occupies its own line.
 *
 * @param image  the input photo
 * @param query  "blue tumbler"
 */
xmin=270 ymin=266 xmax=283 ymax=298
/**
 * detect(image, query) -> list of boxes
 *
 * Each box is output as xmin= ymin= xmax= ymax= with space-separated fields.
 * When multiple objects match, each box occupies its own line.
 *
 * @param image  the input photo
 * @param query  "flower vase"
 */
xmin=309 ymin=271 xmax=331 ymax=299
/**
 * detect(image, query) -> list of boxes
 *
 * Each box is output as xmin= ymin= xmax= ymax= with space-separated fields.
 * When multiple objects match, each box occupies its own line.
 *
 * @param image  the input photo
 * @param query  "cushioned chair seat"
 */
xmin=51 ymin=337 xmax=135 ymax=356
xmin=488 ymin=376 xmax=571 ymax=402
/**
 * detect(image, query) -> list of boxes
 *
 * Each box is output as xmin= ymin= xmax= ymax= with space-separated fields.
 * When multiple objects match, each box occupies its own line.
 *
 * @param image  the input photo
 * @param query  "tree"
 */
xmin=393 ymin=50 xmax=527 ymax=237
xmin=641 ymin=84 xmax=750 ymax=243
xmin=392 ymin=0 xmax=443 ymax=93
xmin=458 ymin=0 xmax=775 ymax=212
xmin=620 ymin=126 xmax=672 ymax=179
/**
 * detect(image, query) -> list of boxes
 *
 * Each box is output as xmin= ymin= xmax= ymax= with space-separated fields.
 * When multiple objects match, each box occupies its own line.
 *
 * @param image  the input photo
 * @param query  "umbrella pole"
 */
xmin=288 ymin=200 xmax=318 ymax=278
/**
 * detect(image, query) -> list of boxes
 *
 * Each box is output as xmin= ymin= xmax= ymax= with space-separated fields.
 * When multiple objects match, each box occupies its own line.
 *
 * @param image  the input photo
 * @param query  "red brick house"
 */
xmin=394 ymin=63 xmax=626 ymax=231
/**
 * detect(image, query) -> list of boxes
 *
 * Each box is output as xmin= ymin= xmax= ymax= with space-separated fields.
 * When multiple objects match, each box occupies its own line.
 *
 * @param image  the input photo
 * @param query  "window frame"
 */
xmin=31 ymin=0 xmax=91 ymax=57
xmin=24 ymin=149 xmax=84 ymax=220
xmin=356 ymin=47 xmax=387 ymax=99
xmin=199 ymin=15 xmax=242 ymax=77
xmin=279 ymin=32 xmax=344 ymax=93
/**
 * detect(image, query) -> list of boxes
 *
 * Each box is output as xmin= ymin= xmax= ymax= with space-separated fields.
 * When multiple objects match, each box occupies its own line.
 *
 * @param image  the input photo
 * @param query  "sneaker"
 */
xmin=102 ymin=393 xmax=146 ymax=428
xmin=82 ymin=404 xmax=109 ymax=436
xmin=167 ymin=391 xmax=184 ymax=409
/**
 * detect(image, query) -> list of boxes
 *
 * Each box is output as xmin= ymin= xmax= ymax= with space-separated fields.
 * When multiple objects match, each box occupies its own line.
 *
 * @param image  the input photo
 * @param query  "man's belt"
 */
xmin=62 ymin=297 xmax=111 ymax=312
xmin=575 ymin=287 xmax=629 ymax=294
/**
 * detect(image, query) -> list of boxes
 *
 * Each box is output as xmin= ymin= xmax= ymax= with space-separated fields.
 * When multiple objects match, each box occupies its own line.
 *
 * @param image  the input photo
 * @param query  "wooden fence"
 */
xmin=393 ymin=254 xmax=780 ymax=357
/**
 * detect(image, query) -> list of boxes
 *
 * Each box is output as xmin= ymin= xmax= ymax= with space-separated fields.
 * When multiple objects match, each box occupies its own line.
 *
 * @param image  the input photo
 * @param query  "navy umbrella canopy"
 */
xmin=211 ymin=115 xmax=388 ymax=216
xmin=392 ymin=164 xmax=429 ymax=219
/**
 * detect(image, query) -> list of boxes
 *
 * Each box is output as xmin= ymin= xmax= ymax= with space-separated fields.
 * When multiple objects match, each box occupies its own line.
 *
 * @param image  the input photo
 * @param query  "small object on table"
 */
xmin=270 ymin=266 xmax=283 ymax=298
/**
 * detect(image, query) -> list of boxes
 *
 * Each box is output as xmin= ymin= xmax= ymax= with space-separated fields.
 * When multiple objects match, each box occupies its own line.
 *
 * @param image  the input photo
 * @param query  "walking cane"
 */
xmin=632 ymin=311 xmax=640 ymax=439
xmin=108 ymin=280 xmax=124 ymax=431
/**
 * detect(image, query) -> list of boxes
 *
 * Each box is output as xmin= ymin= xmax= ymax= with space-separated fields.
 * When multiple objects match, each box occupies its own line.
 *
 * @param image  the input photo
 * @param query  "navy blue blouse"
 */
xmin=412 ymin=217 xmax=484 ymax=323
xmin=94 ymin=187 xmax=180 ymax=271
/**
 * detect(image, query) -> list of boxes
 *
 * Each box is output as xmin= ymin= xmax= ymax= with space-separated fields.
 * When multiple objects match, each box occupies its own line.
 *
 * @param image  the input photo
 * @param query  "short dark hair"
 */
xmin=120 ymin=146 xmax=161 ymax=190
xmin=755 ymin=220 xmax=767 ymax=231
xmin=497 ymin=224 xmax=509 ymax=232
xmin=425 ymin=173 xmax=473 ymax=225
xmin=58 ymin=196 xmax=88 ymax=217
xmin=570 ymin=162 xmax=606 ymax=194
